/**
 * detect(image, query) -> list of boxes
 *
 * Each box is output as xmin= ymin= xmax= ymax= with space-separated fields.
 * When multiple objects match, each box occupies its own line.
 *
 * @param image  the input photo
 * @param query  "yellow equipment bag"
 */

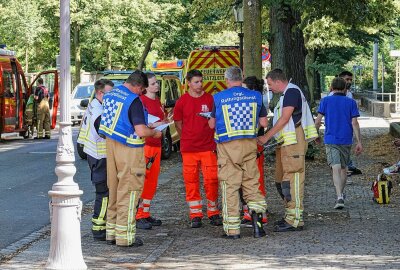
xmin=371 ymin=174 xmax=393 ymax=204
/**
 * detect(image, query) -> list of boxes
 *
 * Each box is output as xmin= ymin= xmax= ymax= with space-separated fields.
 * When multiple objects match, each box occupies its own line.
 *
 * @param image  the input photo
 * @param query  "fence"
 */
xmin=363 ymin=90 xmax=396 ymax=102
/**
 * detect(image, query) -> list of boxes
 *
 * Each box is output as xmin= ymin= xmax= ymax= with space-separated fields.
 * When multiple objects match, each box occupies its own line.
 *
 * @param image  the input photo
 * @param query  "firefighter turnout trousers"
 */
xmin=105 ymin=138 xmax=146 ymax=246
xmin=275 ymin=126 xmax=308 ymax=228
xmin=181 ymin=151 xmax=219 ymax=220
xmin=136 ymin=145 xmax=162 ymax=220
xmin=242 ymin=143 xmax=267 ymax=222
xmin=36 ymin=98 xmax=50 ymax=138
xmin=87 ymin=155 xmax=108 ymax=239
xmin=217 ymin=139 xmax=267 ymax=236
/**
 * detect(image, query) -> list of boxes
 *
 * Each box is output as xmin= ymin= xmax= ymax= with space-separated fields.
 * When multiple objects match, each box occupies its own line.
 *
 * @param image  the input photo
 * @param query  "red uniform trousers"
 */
xmin=181 ymin=151 xmax=219 ymax=219
xmin=257 ymin=144 xmax=266 ymax=196
xmin=136 ymin=145 xmax=162 ymax=220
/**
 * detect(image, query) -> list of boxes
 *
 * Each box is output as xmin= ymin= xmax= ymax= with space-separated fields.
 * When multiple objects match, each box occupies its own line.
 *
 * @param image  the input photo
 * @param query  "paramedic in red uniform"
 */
xmin=173 ymin=69 xmax=222 ymax=228
xmin=136 ymin=72 xmax=167 ymax=230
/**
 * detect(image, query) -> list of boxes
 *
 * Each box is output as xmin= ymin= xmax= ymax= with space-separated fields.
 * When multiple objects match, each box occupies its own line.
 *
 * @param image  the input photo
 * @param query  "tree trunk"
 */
xmin=243 ymin=0 xmax=262 ymax=79
xmin=316 ymin=71 xmax=321 ymax=100
xmin=106 ymin=41 xmax=112 ymax=70
xmin=269 ymin=3 xmax=309 ymax=99
xmin=25 ymin=47 xmax=29 ymax=73
xmin=73 ymin=23 xmax=81 ymax=86
xmin=305 ymin=49 xmax=315 ymax=103
xmin=138 ymin=37 xmax=154 ymax=71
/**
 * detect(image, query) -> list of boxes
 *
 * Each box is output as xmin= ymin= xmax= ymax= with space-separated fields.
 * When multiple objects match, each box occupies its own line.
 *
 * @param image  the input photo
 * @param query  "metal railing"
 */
xmin=363 ymin=90 xmax=396 ymax=102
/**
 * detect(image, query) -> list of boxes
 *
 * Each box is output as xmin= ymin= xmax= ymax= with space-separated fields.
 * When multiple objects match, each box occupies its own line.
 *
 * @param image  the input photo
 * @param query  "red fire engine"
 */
xmin=0 ymin=46 xmax=59 ymax=138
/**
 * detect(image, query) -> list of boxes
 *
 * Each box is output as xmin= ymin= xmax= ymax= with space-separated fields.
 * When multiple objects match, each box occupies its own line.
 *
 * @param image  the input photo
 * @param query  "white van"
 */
xmin=70 ymin=82 xmax=94 ymax=125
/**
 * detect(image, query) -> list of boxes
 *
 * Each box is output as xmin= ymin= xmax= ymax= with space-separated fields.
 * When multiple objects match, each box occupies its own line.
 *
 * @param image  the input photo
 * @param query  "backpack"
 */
xmin=38 ymin=85 xmax=49 ymax=98
xmin=372 ymin=174 xmax=393 ymax=204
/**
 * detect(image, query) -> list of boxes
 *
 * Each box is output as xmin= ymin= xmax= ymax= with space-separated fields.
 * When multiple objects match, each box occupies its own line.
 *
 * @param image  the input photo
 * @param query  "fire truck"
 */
xmin=0 ymin=46 xmax=59 ymax=138
xmin=184 ymin=46 xmax=240 ymax=94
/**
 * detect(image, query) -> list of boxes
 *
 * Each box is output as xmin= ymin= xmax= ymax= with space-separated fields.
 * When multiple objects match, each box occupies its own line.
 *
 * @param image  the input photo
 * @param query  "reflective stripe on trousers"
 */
xmin=136 ymin=145 xmax=162 ymax=220
xmin=181 ymin=151 xmax=219 ymax=219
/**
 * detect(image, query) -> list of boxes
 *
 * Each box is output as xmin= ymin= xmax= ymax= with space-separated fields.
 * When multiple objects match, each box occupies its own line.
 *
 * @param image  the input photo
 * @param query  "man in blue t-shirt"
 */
xmin=315 ymin=77 xmax=362 ymax=209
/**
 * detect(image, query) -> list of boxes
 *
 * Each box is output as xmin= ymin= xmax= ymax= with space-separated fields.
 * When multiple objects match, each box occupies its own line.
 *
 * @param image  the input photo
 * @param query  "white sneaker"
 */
xmin=334 ymin=199 xmax=345 ymax=209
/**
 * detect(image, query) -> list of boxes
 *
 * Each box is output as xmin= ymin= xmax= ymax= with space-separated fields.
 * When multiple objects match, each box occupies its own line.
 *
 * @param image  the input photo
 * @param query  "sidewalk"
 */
xmin=1 ymin=114 xmax=400 ymax=269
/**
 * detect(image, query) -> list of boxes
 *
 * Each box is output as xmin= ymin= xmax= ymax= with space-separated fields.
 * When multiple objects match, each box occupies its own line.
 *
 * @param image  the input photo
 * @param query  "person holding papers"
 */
xmin=173 ymin=69 xmax=222 ymax=228
xmin=136 ymin=72 xmax=168 ymax=230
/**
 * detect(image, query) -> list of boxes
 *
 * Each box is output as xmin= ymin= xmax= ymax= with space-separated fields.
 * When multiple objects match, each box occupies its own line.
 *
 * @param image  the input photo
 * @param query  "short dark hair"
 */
xmin=266 ymin=69 xmax=287 ymax=81
xmin=94 ymin=79 xmax=114 ymax=92
xmin=126 ymin=70 xmax=148 ymax=88
xmin=37 ymin=78 xmax=44 ymax=85
xmin=331 ymin=77 xmax=346 ymax=91
xmin=243 ymin=76 xmax=264 ymax=94
xmin=186 ymin=69 xmax=202 ymax=82
xmin=339 ymin=71 xmax=353 ymax=77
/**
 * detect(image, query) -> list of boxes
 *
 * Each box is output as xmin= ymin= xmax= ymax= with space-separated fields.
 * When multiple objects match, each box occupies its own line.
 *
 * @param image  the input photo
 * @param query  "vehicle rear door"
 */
xmin=0 ymin=60 xmax=18 ymax=133
xmin=186 ymin=48 xmax=240 ymax=95
xmin=212 ymin=49 xmax=240 ymax=93
xmin=160 ymin=75 xmax=181 ymax=144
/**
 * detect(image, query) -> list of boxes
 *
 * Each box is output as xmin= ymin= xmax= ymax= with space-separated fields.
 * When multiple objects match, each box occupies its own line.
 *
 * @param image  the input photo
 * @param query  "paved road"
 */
xmin=0 ymin=127 xmax=92 ymax=249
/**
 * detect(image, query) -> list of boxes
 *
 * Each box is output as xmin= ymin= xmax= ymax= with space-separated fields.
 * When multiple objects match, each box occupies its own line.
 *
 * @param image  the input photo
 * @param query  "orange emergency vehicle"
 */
xmin=184 ymin=46 xmax=240 ymax=95
xmin=0 ymin=46 xmax=59 ymax=138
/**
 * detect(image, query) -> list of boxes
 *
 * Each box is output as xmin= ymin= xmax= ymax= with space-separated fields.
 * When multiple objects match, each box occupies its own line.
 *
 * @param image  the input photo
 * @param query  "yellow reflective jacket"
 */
xmin=77 ymin=98 xmax=106 ymax=159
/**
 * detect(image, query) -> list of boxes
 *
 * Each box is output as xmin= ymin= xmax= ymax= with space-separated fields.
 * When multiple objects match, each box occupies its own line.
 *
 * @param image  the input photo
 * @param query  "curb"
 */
xmin=390 ymin=122 xmax=400 ymax=138
xmin=0 ymin=154 xmax=181 ymax=265
xmin=0 ymin=202 xmax=94 ymax=264
xmin=0 ymin=225 xmax=51 ymax=264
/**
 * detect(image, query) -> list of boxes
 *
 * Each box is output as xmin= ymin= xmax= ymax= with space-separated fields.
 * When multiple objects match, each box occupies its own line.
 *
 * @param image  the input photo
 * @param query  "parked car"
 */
xmin=76 ymin=71 xmax=182 ymax=160
xmin=71 ymin=82 xmax=94 ymax=126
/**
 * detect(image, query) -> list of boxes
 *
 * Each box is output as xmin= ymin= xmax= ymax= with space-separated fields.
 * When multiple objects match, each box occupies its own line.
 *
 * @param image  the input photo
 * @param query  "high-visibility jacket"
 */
xmin=214 ymin=86 xmax=262 ymax=143
xmin=77 ymin=98 xmax=106 ymax=159
xmin=99 ymin=85 xmax=147 ymax=148
xmin=273 ymin=83 xmax=318 ymax=146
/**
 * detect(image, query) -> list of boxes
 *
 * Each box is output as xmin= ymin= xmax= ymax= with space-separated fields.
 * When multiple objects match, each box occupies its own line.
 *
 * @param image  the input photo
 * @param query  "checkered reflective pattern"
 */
xmin=101 ymin=98 xmax=121 ymax=128
xmin=227 ymin=102 xmax=254 ymax=130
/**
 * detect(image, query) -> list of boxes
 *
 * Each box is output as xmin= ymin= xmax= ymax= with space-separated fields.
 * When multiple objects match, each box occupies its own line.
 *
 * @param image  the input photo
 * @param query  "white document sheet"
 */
xmin=148 ymin=114 xmax=160 ymax=124
xmin=155 ymin=123 xmax=170 ymax=131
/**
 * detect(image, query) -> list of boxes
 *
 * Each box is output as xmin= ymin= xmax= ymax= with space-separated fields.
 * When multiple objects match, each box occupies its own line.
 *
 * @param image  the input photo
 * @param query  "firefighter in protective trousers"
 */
xmin=258 ymin=69 xmax=318 ymax=232
xmin=77 ymin=79 xmax=114 ymax=240
xmin=34 ymin=77 xmax=51 ymax=139
xmin=99 ymin=71 xmax=161 ymax=247
xmin=209 ymin=66 xmax=268 ymax=239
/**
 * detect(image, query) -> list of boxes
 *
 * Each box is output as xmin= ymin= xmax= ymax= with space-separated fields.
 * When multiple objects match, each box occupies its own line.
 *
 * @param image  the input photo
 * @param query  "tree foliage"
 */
xmin=0 ymin=0 xmax=399 ymax=94
xmin=0 ymin=0 xmax=47 ymax=72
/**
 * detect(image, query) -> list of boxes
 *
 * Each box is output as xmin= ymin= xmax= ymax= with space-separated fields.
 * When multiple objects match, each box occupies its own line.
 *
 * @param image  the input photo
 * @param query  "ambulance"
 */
xmin=150 ymin=59 xmax=185 ymax=83
xmin=0 ymin=46 xmax=59 ymax=138
xmin=184 ymin=46 xmax=240 ymax=94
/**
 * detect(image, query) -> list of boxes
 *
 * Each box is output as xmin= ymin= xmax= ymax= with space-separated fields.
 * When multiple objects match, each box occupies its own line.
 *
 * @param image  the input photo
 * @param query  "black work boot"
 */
xmin=209 ymin=215 xmax=223 ymax=226
xmin=191 ymin=217 xmax=202 ymax=228
xmin=275 ymin=182 xmax=285 ymax=200
xmin=92 ymin=229 xmax=106 ymax=241
xmin=251 ymin=212 xmax=266 ymax=238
